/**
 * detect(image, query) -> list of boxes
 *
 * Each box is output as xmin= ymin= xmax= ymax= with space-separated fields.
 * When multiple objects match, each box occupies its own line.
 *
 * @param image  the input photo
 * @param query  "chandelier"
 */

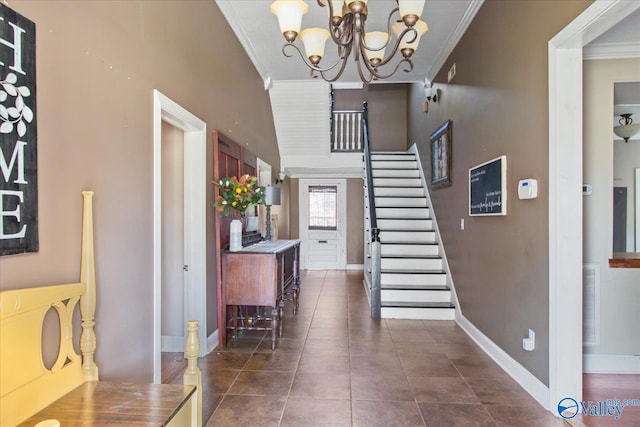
xmin=270 ymin=0 xmax=428 ymax=83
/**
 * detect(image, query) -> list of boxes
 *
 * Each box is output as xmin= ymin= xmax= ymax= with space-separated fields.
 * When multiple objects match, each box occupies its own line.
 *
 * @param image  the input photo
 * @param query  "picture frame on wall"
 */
xmin=430 ymin=120 xmax=452 ymax=189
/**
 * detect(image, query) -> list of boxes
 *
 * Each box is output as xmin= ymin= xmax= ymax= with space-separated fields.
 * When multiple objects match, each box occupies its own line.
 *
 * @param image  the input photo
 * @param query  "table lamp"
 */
xmin=264 ymin=186 xmax=281 ymax=241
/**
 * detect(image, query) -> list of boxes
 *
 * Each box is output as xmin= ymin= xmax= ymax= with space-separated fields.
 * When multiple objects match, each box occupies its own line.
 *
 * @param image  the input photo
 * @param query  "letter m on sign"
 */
xmin=0 ymin=3 xmax=37 ymax=256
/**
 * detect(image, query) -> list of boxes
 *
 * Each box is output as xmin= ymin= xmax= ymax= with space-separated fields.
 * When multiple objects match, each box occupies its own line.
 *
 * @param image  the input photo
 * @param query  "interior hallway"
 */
xmin=164 ymin=270 xmax=638 ymax=426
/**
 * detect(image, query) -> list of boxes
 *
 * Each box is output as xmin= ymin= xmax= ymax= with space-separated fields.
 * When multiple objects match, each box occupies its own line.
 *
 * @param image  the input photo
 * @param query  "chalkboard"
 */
xmin=469 ymin=156 xmax=506 ymax=216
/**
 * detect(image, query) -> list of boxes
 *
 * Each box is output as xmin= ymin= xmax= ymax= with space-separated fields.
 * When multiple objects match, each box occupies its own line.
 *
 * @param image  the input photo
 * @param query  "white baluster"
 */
xmin=340 ymin=113 xmax=345 ymax=151
xmin=357 ymin=113 xmax=362 ymax=151
xmin=332 ymin=113 xmax=338 ymax=151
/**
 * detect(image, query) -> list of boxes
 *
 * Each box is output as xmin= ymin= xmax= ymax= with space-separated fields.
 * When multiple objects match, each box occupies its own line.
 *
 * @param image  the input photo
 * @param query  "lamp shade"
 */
xmin=398 ymin=0 xmax=425 ymax=19
xmin=364 ymin=31 xmax=389 ymax=64
xmin=614 ymin=124 xmax=640 ymax=141
xmin=300 ymin=28 xmax=331 ymax=63
xmin=264 ymin=186 xmax=281 ymax=206
xmin=325 ymin=0 xmax=345 ymax=19
xmin=271 ymin=0 xmax=309 ymax=41
xmin=392 ymin=19 xmax=428 ymax=51
xmin=613 ymin=114 xmax=640 ymax=142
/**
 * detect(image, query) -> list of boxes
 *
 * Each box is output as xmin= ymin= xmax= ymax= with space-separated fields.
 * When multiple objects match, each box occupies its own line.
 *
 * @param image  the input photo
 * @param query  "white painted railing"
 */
xmin=331 ymin=110 xmax=363 ymax=152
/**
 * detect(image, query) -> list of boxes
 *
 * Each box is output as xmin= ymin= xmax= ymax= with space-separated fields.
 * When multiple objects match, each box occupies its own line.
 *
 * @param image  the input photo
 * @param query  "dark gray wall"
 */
xmin=406 ymin=0 xmax=592 ymax=385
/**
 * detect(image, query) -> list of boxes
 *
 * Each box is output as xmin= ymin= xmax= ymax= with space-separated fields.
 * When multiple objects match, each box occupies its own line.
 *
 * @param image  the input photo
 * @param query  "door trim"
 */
xmin=299 ymin=178 xmax=347 ymax=270
xmin=153 ymin=90 xmax=207 ymax=383
xmin=548 ymin=0 xmax=640 ymax=410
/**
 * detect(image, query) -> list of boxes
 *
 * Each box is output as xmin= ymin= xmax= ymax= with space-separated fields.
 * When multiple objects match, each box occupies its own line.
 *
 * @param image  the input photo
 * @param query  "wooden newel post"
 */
xmin=80 ymin=191 xmax=99 ymax=381
xmin=184 ymin=320 xmax=202 ymax=427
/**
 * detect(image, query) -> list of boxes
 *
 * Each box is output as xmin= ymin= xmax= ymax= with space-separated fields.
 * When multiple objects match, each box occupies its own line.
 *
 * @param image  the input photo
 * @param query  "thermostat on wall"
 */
xmin=518 ymin=179 xmax=538 ymax=199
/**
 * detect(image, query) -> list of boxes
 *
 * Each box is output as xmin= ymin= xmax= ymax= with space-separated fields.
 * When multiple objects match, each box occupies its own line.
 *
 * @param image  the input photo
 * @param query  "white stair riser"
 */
xmin=382 ymin=289 xmax=451 ymax=303
xmin=380 ymin=231 xmax=436 ymax=243
xmin=372 ymin=169 xmax=419 ymax=178
xmin=371 ymin=154 xmax=415 ymax=162
xmin=372 ymin=164 xmax=419 ymax=173
xmin=381 ymin=307 xmax=456 ymax=320
xmin=374 ymin=187 xmax=424 ymax=197
xmin=375 ymin=198 xmax=427 ymax=207
xmin=381 ymin=244 xmax=439 ymax=257
xmin=373 ymin=178 xmax=421 ymax=187
xmin=381 ymin=257 xmax=443 ymax=270
xmin=376 ymin=208 xmax=430 ymax=218
xmin=381 ymin=273 xmax=446 ymax=286
xmin=378 ymin=220 xmax=432 ymax=230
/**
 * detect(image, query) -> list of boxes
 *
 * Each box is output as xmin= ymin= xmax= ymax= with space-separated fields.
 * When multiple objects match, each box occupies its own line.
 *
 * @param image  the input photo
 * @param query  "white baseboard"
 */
xmin=207 ymin=330 xmax=219 ymax=355
xmin=456 ymin=314 xmax=550 ymax=410
xmin=346 ymin=264 xmax=364 ymax=270
xmin=583 ymin=354 xmax=640 ymax=373
xmin=161 ymin=335 xmax=184 ymax=352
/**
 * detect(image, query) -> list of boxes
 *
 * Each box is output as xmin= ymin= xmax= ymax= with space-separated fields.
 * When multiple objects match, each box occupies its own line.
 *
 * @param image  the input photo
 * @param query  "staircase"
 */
xmin=369 ymin=152 xmax=456 ymax=320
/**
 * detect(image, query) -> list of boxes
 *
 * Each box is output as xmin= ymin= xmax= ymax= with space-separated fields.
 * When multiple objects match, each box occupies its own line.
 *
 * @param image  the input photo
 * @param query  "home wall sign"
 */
xmin=469 ymin=155 xmax=507 ymax=216
xmin=0 ymin=3 xmax=37 ymax=255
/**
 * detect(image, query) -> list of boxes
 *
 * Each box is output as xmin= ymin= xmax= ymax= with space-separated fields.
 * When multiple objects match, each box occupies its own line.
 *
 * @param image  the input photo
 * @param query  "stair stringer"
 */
xmin=407 ymin=143 xmax=462 ymax=321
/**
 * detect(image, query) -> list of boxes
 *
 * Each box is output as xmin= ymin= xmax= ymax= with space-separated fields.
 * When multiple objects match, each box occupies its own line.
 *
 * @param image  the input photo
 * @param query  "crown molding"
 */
xmin=584 ymin=41 xmax=640 ymax=60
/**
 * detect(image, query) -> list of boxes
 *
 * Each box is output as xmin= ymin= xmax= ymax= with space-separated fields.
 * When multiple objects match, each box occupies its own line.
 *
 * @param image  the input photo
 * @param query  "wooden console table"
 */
xmin=221 ymin=239 xmax=301 ymax=350
xmin=18 ymin=382 xmax=197 ymax=426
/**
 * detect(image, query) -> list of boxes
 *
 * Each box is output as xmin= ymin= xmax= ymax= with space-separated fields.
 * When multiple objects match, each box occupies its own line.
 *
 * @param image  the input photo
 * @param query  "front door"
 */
xmin=299 ymin=179 xmax=346 ymax=269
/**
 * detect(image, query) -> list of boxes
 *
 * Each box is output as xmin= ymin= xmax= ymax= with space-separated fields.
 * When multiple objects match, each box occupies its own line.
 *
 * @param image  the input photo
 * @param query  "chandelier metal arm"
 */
xmin=355 ymin=41 xmax=413 ymax=81
xmin=366 ymin=27 xmax=416 ymax=70
xmin=317 ymin=52 xmax=353 ymax=82
xmin=333 ymin=12 xmax=355 ymax=47
xmin=369 ymin=57 xmax=414 ymax=80
xmin=282 ymin=42 xmax=352 ymax=81
xmin=321 ymin=1 xmax=355 ymax=48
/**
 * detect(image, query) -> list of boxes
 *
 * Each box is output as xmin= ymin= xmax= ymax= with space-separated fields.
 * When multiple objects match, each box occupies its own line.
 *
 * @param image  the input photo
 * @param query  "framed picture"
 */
xmin=469 ymin=155 xmax=507 ymax=216
xmin=430 ymin=120 xmax=452 ymax=188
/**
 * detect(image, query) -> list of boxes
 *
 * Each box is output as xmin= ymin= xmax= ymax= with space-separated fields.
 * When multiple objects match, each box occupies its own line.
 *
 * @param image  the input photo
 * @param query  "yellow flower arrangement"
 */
xmin=213 ymin=174 xmax=265 ymax=216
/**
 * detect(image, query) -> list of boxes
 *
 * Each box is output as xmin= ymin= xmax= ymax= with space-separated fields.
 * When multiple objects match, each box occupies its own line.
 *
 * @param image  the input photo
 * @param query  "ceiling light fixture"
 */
xmin=613 ymin=113 xmax=640 ymax=143
xmin=270 ymin=0 xmax=428 ymax=83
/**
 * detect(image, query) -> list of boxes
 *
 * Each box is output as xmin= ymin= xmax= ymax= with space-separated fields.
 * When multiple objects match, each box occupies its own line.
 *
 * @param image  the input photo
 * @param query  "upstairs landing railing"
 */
xmin=331 ymin=109 xmax=364 ymax=152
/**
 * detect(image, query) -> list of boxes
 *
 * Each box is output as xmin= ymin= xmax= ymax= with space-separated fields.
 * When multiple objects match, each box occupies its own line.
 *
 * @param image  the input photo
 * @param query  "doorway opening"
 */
xmin=153 ymin=90 xmax=207 ymax=384
xmin=548 ymin=0 xmax=640 ymax=410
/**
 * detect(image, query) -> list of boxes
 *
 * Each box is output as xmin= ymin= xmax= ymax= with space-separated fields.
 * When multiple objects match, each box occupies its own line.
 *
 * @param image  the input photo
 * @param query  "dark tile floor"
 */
xmin=167 ymin=270 xmax=603 ymax=426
